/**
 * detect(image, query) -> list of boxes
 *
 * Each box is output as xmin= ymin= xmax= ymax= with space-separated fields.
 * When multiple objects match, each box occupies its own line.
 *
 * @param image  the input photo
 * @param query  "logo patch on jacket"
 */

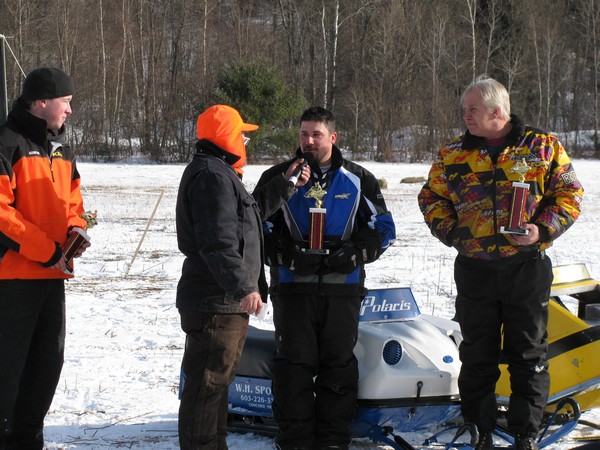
xmin=52 ymin=150 xmax=64 ymax=158
xmin=334 ymin=193 xmax=351 ymax=200
xmin=561 ymin=170 xmax=578 ymax=185
xmin=28 ymin=150 xmax=41 ymax=156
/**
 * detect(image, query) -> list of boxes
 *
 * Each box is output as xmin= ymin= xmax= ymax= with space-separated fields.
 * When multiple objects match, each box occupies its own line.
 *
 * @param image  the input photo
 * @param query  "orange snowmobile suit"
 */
xmin=0 ymin=98 xmax=86 ymax=279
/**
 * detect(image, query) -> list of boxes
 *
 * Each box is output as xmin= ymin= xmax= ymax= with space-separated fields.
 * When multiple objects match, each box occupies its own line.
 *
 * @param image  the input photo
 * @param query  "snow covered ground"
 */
xmin=41 ymin=159 xmax=599 ymax=449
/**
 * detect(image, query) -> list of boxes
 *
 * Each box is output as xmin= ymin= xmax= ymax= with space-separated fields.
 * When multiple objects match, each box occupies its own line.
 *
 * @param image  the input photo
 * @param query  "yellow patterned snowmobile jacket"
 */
xmin=418 ymin=115 xmax=583 ymax=260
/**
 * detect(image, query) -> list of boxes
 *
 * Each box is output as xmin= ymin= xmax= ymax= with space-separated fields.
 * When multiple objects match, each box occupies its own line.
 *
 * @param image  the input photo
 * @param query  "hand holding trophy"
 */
xmin=500 ymin=158 xmax=530 ymax=235
xmin=62 ymin=210 xmax=97 ymax=270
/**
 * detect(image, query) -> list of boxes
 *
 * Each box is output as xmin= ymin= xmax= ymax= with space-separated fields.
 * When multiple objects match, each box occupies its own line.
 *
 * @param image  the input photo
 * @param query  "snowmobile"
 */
xmin=226 ymin=287 xmax=464 ymax=450
xmin=498 ymin=263 xmax=600 ymax=413
xmin=492 ymin=263 xmax=600 ymax=448
xmin=180 ymin=263 xmax=599 ymax=449
xmin=427 ymin=263 xmax=600 ymax=449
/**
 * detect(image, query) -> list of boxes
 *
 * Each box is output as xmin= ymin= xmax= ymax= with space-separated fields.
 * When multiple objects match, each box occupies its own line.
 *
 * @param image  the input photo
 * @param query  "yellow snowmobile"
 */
xmin=435 ymin=263 xmax=600 ymax=449
xmin=495 ymin=263 xmax=600 ymax=446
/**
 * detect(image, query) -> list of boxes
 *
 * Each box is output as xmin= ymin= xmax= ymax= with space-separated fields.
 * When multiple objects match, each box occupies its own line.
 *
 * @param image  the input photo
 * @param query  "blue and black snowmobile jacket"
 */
xmin=255 ymin=146 xmax=396 ymax=297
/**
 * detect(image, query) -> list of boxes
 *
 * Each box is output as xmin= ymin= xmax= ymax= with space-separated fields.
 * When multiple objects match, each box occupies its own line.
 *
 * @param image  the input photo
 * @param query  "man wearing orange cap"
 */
xmin=175 ymin=104 xmax=310 ymax=450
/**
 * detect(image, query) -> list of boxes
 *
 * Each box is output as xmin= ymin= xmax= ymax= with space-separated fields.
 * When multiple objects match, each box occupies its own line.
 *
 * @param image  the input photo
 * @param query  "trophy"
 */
xmin=500 ymin=159 xmax=530 ymax=235
xmin=304 ymin=184 xmax=329 ymax=254
xmin=62 ymin=228 xmax=91 ymax=265
xmin=62 ymin=210 xmax=97 ymax=270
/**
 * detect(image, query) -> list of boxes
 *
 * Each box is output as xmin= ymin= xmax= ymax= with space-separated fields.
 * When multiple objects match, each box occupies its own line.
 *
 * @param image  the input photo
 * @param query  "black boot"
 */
xmin=514 ymin=434 xmax=538 ymax=450
xmin=474 ymin=431 xmax=493 ymax=450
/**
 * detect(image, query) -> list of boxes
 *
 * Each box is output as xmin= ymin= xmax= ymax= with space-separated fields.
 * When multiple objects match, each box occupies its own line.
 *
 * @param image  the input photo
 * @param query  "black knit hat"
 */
xmin=22 ymin=67 xmax=74 ymax=102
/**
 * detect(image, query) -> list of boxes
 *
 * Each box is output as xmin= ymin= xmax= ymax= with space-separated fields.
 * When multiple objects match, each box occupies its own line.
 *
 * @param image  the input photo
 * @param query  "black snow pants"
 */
xmin=271 ymin=292 xmax=362 ymax=450
xmin=0 ymin=279 xmax=66 ymax=450
xmin=454 ymin=251 xmax=553 ymax=436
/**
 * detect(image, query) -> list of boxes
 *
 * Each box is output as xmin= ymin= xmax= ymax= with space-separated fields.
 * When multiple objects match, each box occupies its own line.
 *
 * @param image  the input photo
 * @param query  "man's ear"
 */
xmin=28 ymin=99 xmax=45 ymax=113
xmin=331 ymin=131 xmax=338 ymax=144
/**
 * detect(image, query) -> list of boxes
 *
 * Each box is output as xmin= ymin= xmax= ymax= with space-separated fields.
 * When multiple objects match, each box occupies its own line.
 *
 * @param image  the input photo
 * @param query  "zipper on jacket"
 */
xmin=46 ymin=142 xmax=56 ymax=182
xmin=49 ymin=158 xmax=55 ymax=182
xmin=491 ymin=154 xmax=500 ymax=259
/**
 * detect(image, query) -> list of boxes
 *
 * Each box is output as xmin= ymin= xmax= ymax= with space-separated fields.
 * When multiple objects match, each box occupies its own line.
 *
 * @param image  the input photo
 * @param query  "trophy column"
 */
xmin=309 ymin=207 xmax=326 ymax=251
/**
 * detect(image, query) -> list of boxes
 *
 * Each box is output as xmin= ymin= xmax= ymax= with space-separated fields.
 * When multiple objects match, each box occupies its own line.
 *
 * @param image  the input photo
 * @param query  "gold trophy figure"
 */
xmin=500 ymin=158 xmax=531 ymax=235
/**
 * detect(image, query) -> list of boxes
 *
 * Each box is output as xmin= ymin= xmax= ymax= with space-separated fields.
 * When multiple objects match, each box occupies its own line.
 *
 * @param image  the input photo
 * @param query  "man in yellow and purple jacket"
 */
xmin=418 ymin=77 xmax=583 ymax=450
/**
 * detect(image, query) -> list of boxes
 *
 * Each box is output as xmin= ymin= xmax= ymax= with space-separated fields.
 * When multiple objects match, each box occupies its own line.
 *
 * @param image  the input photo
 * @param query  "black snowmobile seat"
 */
xmin=237 ymin=325 xmax=276 ymax=378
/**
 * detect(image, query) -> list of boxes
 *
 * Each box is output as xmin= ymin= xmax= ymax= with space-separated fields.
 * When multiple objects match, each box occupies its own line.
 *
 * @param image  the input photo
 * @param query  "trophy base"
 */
xmin=301 ymin=248 xmax=330 ymax=255
xmin=500 ymin=226 xmax=529 ymax=235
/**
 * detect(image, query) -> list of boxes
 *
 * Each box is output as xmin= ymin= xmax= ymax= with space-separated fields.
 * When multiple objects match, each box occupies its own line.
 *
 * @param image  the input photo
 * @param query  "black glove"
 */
xmin=278 ymin=244 xmax=323 ymax=276
xmin=41 ymin=243 xmax=63 ymax=268
xmin=324 ymin=242 xmax=368 ymax=274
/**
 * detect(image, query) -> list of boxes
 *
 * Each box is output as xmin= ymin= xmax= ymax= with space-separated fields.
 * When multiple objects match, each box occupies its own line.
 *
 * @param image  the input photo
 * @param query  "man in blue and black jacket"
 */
xmin=255 ymin=106 xmax=396 ymax=450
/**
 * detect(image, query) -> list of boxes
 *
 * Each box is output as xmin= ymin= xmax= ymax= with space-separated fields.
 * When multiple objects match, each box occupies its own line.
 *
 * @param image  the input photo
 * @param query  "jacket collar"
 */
xmin=196 ymin=139 xmax=241 ymax=166
xmin=294 ymin=144 xmax=344 ymax=177
xmin=7 ymin=97 xmax=66 ymax=149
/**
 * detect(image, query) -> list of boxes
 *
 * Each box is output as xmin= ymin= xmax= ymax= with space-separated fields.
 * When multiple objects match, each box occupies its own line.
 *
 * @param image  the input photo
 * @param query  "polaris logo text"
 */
xmin=360 ymin=296 xmax=413 ymax=316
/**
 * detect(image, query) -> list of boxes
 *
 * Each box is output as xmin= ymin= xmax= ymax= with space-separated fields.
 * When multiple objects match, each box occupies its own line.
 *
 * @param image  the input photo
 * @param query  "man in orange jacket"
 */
xmin=0 ymin=67 xmax=91 ymax=450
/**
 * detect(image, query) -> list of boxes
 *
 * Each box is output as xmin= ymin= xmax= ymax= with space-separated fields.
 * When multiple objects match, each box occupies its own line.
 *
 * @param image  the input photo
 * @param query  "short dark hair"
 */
xmin=300 ymin=106 xmax=336 ymax=132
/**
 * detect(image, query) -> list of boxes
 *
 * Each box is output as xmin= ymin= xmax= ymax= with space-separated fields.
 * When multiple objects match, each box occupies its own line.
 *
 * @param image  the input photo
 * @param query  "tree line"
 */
xmin=1 ymin=0 xmax=599 ymax=163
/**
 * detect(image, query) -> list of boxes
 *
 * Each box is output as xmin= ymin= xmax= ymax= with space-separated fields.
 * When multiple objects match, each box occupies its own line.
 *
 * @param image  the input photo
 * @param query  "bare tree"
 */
xmin=528 ymin=0 xmax=568 ymax=130
xmin=54 ymin=0 xmax=82 ymax=72
xmin=480 ymin=0 xmax=505 ymax=75
xmin=464 ymin=0 xmax=477 ymax=81
xmin=1 ymin=0 xmax=599 ymax=160
xmin=417 ymin=1 xmax=452 ymax=156
xmin=320 ymin=0 xmax=330 ymax=107
xmin=2 ymin=0 xmax=40 ymax=94
xmin=98 ymin=0 xmax=108 ymax=151
xmin=580 ymin=0 xmax=600 ymax=149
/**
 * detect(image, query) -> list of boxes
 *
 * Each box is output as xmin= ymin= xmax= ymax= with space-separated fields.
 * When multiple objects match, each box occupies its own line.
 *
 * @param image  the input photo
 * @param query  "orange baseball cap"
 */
xmin=196 ymin=105 xmax=258 ymax=170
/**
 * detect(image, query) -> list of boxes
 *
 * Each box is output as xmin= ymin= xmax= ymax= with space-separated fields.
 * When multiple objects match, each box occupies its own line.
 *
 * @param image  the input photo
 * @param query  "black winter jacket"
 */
xmin=176 ymin=140 xmax=295 ymax=313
